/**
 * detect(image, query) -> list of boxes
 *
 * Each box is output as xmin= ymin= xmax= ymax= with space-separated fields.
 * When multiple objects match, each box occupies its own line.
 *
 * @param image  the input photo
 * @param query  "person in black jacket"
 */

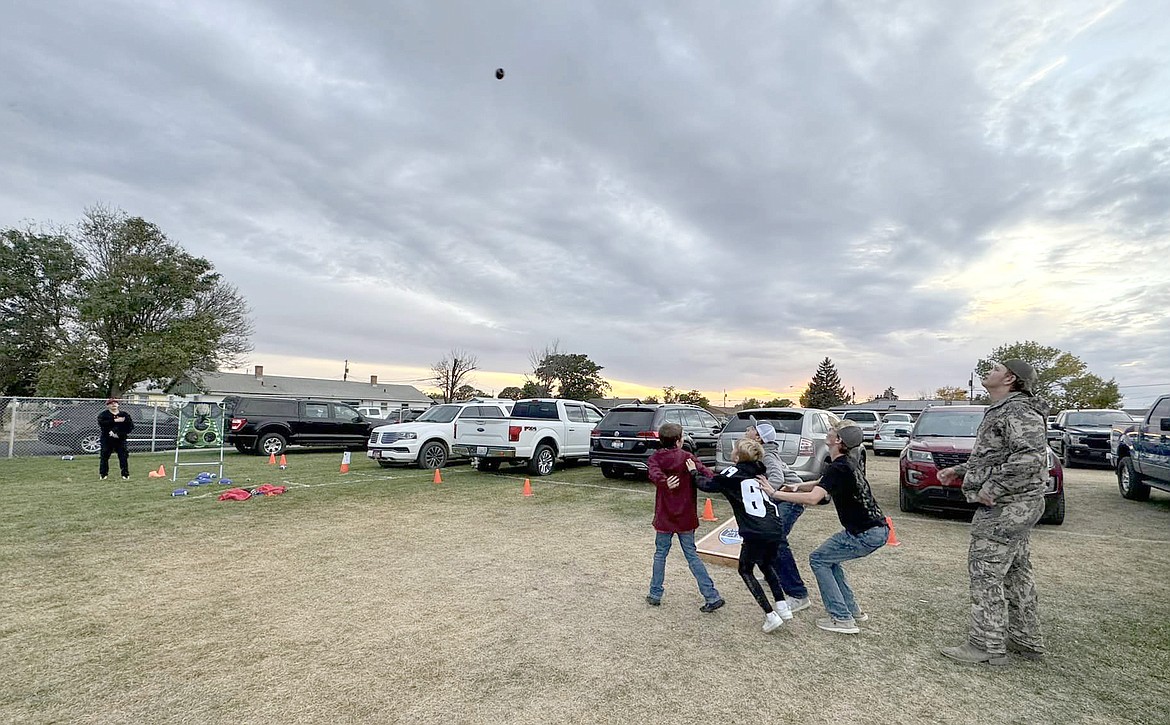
xmin=98 ymin=398 xmax=134 ymax=480
xmin=762 ymin=424 xmax=887 ymax=635
xmin=687 ymin=437 xmax=793 ymax=633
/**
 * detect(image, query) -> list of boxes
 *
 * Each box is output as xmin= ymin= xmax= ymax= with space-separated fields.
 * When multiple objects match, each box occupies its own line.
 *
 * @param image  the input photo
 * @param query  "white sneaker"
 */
xmin=786 ymin=596 xmax=812 ymax=614
xmin=763 ymin=611 xmax=784 ymax=633
xmin=774 ymin=600 xmax=793 ymax=621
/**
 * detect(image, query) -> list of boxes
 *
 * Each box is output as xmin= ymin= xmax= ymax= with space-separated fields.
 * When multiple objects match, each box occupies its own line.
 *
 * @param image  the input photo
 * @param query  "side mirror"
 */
xmin=1052 ymin=423 xmax=1063 ymax=431
xmin=1160 ymin=418 xmax=1170 ymax=432
xmin=711 ymin=427 xmax=722 ymax=434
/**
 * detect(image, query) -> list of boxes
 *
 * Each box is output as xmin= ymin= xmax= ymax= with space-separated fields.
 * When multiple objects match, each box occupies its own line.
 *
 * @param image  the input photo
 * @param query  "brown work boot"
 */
xmin=1007 ymin=640 xmax=1045 ymax=661
xmin=941 ymin=642 xmax=1010 ymax=666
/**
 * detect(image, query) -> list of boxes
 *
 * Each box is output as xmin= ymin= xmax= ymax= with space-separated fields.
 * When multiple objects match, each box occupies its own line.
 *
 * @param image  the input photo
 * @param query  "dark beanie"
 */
xmin=1001 ymin=359 xmax=1037 ymax=394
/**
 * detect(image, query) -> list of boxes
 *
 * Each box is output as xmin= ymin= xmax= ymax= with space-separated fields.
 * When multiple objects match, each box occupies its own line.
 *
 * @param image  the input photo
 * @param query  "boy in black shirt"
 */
xmin=760 ymin=425 xmax=887 ymax=635
xmin=687 ymin=438 xmax=792 ymax=633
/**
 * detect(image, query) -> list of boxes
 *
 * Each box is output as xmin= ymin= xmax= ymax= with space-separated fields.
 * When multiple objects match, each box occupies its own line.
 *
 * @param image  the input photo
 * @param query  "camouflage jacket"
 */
xmin=954 ymin=392 xmax=1050 ymax=504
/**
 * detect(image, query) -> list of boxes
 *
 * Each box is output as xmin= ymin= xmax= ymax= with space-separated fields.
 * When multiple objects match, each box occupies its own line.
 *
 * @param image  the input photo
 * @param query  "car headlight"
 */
xmin=1071 ymin=435 xmax=1087 ymax=445
xmin=907 ymin=448 xmax=933 ymax=463
xmin=399 ymin=432 xmax=417 ymax=440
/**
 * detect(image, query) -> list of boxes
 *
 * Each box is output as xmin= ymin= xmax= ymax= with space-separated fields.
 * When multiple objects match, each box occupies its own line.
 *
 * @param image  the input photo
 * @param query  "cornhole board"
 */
xmin=696 ymin=518 xmax=742 ymax=567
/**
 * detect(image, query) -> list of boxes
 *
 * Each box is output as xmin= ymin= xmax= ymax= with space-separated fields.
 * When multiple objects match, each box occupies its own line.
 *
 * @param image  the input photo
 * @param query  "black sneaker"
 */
xmin=699 ymin=599 xmax=725 ymax=613
xmin=645 ymin=596 xmax=661 ymax=606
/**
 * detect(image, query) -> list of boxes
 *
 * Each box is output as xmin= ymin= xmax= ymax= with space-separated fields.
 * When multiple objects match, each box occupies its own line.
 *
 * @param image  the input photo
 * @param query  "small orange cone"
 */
xmin=522 ymin=478 xmax=533 ymax=497
xmin=433 ymin=468 xmax=443 ymax=484
xmin=885 ymin=516 xmax=902 ymax=547
xmin=340 ymin=451 xmax=351 ymax=474
xmin=268 ymin=453 xmax=276 ymax=465
xmin=148 ymin=464 xmax=166 ymax=479
xmin=158 ymin=464 xmax=166 ymax=476
xmin=701 ymin=498 xmax=717 ymax=522
xmin=279 ymin=454 xmax=287 ymax=468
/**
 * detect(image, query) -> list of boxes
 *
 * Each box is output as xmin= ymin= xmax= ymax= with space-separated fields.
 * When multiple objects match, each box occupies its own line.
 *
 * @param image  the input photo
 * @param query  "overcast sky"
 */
xmin=3 ymin=1 xmax=1168 ymax=406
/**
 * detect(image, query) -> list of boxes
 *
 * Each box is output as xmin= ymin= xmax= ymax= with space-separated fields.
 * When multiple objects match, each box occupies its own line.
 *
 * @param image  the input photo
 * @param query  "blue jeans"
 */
xmin=808 ymin=525 xmax=887 ymax=621
xmin=770 ymin=502 xmax=808 ymax=599
xmin=649 ymin=531 xmax=721 ymax=604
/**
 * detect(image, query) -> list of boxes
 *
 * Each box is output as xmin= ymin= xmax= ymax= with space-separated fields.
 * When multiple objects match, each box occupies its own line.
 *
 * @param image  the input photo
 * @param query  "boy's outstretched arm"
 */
xmin=685 ymin=458 xmax=719 ymax=492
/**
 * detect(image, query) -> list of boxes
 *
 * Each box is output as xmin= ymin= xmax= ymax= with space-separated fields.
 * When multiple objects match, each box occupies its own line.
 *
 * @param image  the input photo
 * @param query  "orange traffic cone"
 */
xmin=433 ymin=468 xmax=443 ymax=484
xmin=885 ymin=516 xmax=902 ymax=547
xmin=267 ymin=452 xmax=276 ymax=465
xmin=340 ymin=451 xmax=351 ymax=474
xmin=701 ymin=498 xmax=717 ymax=522
xmin=522 ymin=478 xmax=533 ymax=497
xmin=278 ymin=454 xmax=287 ymax=469
xmin=157 ymin=464 xmax=166 ymax=476
xmin=148 ymin=464 xmax=165 ymax=479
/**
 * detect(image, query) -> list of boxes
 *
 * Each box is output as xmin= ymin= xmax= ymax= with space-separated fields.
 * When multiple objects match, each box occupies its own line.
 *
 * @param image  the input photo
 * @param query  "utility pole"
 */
xmin=723 ymin=389 xmax=727 ymax=408
xmin=343 ymin=359 xmax=349 ymax=382
xmin=969 ymin=373 xmax=975 ymax=403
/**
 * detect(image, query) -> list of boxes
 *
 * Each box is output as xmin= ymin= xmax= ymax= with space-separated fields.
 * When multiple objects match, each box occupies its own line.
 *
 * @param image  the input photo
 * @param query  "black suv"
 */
xmin=223 ymin=396 xmax=379 ymax=456
xmin=589 ymin=404 xmax=723 ymax=479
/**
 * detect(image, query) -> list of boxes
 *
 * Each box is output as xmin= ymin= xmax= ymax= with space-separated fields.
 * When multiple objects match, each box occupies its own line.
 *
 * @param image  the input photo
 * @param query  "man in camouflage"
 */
xmin=938 ymin=359 xmax=1049 ymax=666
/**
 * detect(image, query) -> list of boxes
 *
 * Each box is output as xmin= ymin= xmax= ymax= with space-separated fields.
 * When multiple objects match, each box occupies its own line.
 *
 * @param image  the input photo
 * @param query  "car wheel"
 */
xmin=418 ymin=441 xmax=448 ymax=470
xmin=600 ymin=463 xmax=624 ymax=479
xmin=898 ymin=485 xmax=917 ymax=512
xmin=1039 ymin=492 xmax=1065 ymax=525
xmin=257 ymin=433 xmax=286 ymax=456
xmin=79 ymin=433 xmax=102 ymax=455
xmin=473 ymin=458 xmax=500 ymax=473
xmin=1118 ymin=457 xmax=1151 ymax=501
xmin=1061 ymin=439 xmax=1076 ymax=469
xmin=528 ymin=444 xmax=556 ymax=476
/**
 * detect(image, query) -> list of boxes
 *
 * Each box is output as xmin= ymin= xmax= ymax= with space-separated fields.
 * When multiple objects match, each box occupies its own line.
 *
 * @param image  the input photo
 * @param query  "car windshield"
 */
xmin=601 ymin=409 xmax=655 ymax=428
xmin=1066 ymin=411 xmax=1132 ymax=426
xmin=724 ymin=411 xmax=804 ymax=435
xmin=913 ymin=411 xmax=983 ymax=437
xmin=414 ymin=405 xmax=460 ymax=423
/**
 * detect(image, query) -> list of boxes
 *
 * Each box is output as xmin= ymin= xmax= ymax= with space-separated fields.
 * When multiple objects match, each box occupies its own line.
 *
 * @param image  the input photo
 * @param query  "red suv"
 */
xmin=898 ymin=405 xmax=1065 ymax=525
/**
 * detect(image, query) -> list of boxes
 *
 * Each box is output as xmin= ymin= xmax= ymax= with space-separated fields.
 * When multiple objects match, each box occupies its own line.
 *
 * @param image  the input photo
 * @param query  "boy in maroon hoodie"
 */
xmin=646 ymin=423 xmax=724 ymax=612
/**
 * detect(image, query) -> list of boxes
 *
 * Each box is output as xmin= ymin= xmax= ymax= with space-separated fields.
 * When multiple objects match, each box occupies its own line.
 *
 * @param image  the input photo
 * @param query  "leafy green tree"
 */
xmin=661 ymin=385 xmax=679 ymax=403
xmin=9 ymin=207 xmax=253 ymax=397
xmin=976 ymin=341 xmax=1122 ymax=409
xmin=518 ymin=380 xmax=548 ymax=398
xmin=0 ymin=228 xmax=84 ymax=395
xmin=453 ymin=384 xmax=487 ymax=400
xmin=762 ymin=397 xmax=793 ymax=408
xmin=676 ymin=389 xmax=710 ymax=407
xmin=531 ymin=351 xmax=611 ymax=401
xmin=737 ymin=398 xmax=762 ymax=410
xmin=498 ymin=386 xmax=524 ymax=400
xmin=935 ymin=386 xmax=968 ymax=402
xmin=430 ymin=348 xmax=478 ymax=403
xmin=641 ymin=395 xmax=659 ymax=404
xmin=799 ymin=358 xmax=850 ymax=409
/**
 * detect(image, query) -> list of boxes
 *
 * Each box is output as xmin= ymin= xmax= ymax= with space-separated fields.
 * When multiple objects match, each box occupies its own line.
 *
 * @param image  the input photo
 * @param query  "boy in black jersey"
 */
xmin=687 ymin=437 xmax=792 ymax=633
xmin=760 ymin=425 xmax=887 ymax=635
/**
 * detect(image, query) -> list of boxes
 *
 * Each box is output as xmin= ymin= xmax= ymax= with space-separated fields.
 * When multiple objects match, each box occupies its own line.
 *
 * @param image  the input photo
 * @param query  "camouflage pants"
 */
xmin=968 ymin=499 xmax=1045 ymax=655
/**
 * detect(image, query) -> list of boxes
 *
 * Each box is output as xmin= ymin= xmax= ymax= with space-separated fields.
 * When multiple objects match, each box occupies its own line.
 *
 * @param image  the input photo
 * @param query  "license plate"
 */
xmin=611 ymin=440 xmax=624 ymax=449
xmin=476 ymin=446 xmax=487 ymax=456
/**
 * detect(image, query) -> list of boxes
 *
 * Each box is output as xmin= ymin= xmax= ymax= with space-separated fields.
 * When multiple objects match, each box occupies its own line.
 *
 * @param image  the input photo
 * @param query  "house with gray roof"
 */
xmin=154 ymin=366 xmax=433 ymax=415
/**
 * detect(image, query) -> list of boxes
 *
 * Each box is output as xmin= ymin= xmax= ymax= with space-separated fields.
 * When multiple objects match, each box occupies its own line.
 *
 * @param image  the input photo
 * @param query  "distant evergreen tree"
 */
xmin=799 ymin=358 xmax=850 ymax=409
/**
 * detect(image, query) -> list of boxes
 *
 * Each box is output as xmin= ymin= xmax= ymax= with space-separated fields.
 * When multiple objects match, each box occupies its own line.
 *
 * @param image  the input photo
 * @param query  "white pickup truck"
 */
xmin=450 ymin=398 xmax=604 ymax=475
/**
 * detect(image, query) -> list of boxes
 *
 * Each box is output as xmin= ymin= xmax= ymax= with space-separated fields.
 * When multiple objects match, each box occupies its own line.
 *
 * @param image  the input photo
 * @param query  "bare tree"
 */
xmin=430 ymin=349 xmax=479 ymax=403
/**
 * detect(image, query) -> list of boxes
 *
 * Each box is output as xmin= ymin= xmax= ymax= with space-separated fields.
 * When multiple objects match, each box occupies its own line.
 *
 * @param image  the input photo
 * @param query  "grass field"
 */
xmin=2 ymin=449 xmax=1169 ymax=724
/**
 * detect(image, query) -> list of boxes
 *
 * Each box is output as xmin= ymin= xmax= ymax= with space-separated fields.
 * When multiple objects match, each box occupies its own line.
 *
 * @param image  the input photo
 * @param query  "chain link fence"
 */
xmin=0 ymin=397 xmax=187 ymax=458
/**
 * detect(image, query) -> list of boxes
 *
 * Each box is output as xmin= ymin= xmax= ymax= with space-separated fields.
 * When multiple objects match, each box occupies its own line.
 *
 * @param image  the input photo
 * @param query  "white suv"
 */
xmin=366 ymin=399 xmax=514 ymax=470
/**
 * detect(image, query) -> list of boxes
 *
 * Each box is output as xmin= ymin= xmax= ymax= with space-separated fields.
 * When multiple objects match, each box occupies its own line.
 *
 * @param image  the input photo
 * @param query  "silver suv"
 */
xmin=716 ymin=407 xmax=855 ymax=481
xmin=839 ymin=410 xmax=881 ymax=443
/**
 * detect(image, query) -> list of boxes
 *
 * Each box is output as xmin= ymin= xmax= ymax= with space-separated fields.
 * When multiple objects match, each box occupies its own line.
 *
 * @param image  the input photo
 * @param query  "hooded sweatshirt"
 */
xmin=647 ymin=447 xmax=713 ymax=532
xmin=955 ymin=392 xmax=1050 ymax=503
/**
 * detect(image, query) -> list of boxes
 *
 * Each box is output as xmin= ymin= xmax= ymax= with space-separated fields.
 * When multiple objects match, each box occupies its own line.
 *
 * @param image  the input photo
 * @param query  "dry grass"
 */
xmin=2 ymin=451 xmax=1168 ymax=724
